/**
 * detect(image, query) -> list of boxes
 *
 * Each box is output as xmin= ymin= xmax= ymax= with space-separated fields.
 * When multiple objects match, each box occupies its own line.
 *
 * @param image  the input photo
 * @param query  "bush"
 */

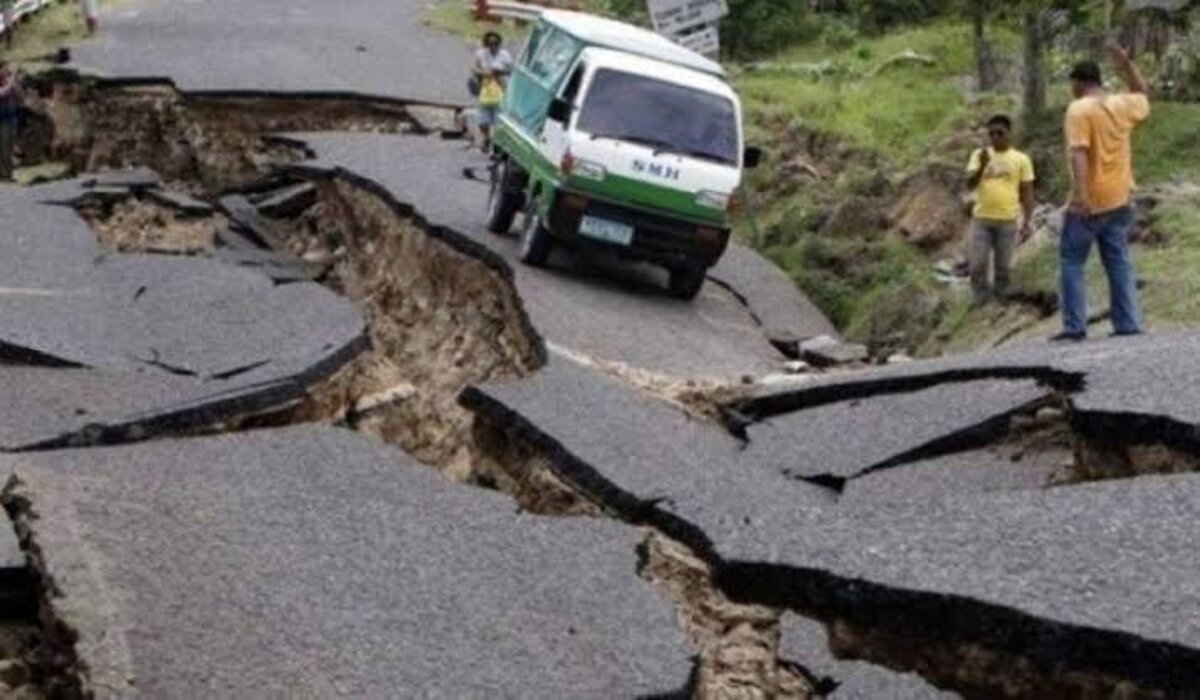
xmin=848 ymin=0 xmax=948 ymax=33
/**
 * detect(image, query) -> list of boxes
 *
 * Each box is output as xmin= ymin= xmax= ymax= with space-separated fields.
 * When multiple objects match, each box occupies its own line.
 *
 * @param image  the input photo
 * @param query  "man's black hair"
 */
xmin=987 ymin=114 xmax=1013 ymax=131
xmin=483 ymin=31 xmax=503 ymax=44
xmin=1069 ymin=60 xmax=1103 ymax=85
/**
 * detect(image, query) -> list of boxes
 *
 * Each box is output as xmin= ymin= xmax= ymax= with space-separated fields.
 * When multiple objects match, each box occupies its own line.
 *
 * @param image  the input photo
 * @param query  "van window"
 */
xmin=528 ymin=29 xmax=580 ymax=86
xmin=519 ymin=24 xmax=544 ymax=66
xmin=576 ymin=69 xmax=739 ymax=165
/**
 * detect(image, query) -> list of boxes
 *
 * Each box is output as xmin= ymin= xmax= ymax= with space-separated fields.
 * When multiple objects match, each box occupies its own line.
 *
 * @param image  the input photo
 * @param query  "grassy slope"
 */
xmin=737 ymin=21 xmax=1200 ymax=354
xmin=737 ymin=23 xmax=1014 ymax=346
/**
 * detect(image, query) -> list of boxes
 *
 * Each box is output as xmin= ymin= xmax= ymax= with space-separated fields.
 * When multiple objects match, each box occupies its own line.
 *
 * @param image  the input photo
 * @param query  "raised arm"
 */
xmin=1105 ymin=37 xmax=1148 ymax=95
xmin=966 ymin=148 xmax=989 ymax=190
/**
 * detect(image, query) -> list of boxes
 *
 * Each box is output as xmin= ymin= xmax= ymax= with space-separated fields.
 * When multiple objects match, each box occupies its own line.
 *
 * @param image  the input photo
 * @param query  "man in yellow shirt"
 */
xmin=965 ymin=114 xmax=1035 ymax=304
xmin=1055 ymin=39 xmax=1150 ymax=341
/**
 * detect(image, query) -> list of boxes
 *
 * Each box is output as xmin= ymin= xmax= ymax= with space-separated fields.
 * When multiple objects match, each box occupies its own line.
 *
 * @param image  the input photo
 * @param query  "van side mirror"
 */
xmin=743 ymin=146 xmax=763 ymax=169
xmin=548 ymin=98 xmax=571 ymax=123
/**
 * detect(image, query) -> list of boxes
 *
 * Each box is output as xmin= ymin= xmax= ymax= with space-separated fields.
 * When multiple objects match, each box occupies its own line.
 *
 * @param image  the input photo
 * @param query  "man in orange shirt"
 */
xmin=1054 ymin=39 xmax=1150 ymax=341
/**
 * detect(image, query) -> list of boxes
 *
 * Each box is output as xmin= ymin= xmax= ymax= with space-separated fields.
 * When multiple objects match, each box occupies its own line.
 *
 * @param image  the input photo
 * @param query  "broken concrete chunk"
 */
xmin=145 ymin=189 xmax=215 ymax=218
xmin=406 ymin=105 xmax=462 ymax=135
xmin=217 ymin=194 xmax=288 ymax=251
xmin=350 ymin=382 xmax=417 ymax=420
xmin=81 ymin=185 xmax=132 ymax=203
xmin=255 ymin=183 xmax=317 ymax=219
xmin=744 ymin=379 xmax=1049 ymax=487
xmin=1 ymin=427 xmax=695 ymax=697
xmin=85 ymin=166 xmax=162 ymax=191
xmin=800 ymin=335 xmax=869 ymax=367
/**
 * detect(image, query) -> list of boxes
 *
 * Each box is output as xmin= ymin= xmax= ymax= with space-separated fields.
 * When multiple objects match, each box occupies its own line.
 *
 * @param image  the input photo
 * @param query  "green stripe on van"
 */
xmin=568 ymin=173 xmax=727 ymax=225
xmin=494 ymin=120 xmax=728 ymax=226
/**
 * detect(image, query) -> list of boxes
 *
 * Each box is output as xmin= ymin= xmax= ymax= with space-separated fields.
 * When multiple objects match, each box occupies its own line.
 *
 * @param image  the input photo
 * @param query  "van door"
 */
xmin=541 ymin=61 xmax=586 ymax=167
xmin=504 ymin=25 xmax=581 ymax=135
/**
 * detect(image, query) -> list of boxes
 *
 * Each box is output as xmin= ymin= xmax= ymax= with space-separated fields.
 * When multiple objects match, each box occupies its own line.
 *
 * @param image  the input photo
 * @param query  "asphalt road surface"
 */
xmin=72 ymin=0 xmax=470 ymax=104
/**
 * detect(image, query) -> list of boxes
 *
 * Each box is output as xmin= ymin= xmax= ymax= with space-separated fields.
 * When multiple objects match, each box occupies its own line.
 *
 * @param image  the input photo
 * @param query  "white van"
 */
xmin=487 ymin=10 xmax=760 ymax=299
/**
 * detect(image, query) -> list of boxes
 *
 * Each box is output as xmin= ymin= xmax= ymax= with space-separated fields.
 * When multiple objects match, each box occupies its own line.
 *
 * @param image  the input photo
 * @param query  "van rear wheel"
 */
xmin=486 ymin=159 xmax=525 ymax=235
xmin=668 ymin=266 xmax=706 ymax=300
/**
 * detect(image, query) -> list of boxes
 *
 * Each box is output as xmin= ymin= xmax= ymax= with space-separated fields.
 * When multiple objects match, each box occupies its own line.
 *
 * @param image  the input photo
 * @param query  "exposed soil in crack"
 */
xmin=242 ymin=178 xmax=544 ymax=481
xmin=21 ymin=74 xmax=431 ymax=193
xmin=1 ymin=480 xmax=83 ymax=700
xmin=825 ymin=616 xmax=1167 ymax=699
xmin=639 ymin=533 xmax=813 ymax=700
xmin=75 ymin=195 xmax=221 ymax=254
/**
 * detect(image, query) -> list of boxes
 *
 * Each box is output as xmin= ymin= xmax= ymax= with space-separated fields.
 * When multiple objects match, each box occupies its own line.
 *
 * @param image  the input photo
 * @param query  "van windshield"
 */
xmin=576 ymin=69 xmax=739 ymax=166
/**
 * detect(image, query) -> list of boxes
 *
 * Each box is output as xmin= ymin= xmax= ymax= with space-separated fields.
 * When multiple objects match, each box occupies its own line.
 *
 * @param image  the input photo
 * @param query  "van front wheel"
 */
xmin=519 ymin=201 xmax=553 ymax=266
xmin=486 ymin=159 xmax=524 ymax=235
xmin=668 ymin=266 xmax=706 ymax=300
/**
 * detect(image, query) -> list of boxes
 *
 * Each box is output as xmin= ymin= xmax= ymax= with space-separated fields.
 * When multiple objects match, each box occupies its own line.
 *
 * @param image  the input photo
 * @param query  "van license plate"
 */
xmin=579 ymin=216 xmax=634 ymax=246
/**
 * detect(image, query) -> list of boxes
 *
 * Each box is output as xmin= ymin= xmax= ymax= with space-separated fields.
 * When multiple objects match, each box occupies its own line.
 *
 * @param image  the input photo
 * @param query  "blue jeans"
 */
xmin=1060 ymin=206 xmax=1141 ymax=335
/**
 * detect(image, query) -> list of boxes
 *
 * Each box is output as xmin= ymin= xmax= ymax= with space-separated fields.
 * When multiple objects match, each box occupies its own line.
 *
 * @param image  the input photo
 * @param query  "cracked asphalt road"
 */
xmin=2 ymin=1 xmax=1196 ymax=696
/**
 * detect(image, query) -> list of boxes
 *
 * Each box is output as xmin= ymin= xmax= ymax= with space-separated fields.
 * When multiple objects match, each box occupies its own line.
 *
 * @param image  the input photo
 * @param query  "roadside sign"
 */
xmin=647 ymin=0 xmax=728 ymax=36
xmin=674 ymin=24 xmax=720 ymax=58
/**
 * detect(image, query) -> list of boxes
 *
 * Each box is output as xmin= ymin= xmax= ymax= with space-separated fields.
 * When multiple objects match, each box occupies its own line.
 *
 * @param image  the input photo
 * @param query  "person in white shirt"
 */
xmin=471 ymin=31 xmax=513 ymax=150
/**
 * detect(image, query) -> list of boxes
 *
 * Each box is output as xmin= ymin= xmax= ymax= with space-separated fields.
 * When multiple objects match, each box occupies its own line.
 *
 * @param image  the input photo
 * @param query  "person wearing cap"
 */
xmin=1054 ymin=38 xmax=1151 ymax=342
xmin=472 ymin=31 xmax=513 ymax=151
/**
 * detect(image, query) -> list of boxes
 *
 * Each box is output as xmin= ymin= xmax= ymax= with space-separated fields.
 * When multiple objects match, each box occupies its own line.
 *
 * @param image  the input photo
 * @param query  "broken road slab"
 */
xmin=744 ymin=379 xmax=1049 ymax=488
xmin=461 ymin=357 xmax=836 ymax=557
xmin=841 ymin=447 xmax=1064 ymax=505
xmin=721 ymin=474 xmax=1200 ymax=696
xmin=0 ymin=253 xmax=363 ymax=380
xmin=2 ymin=427 xmax=694 ymax=697
xmin=463 ymin=349 xmax=1200 ymax=695
xmin=738 ymin=331 xmax=1200 ymax=453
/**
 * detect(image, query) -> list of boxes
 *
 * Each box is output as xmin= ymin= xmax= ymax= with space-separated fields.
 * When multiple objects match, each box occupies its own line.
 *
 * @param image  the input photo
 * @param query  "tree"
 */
xmin=1021 ymin=7 xmax=1049 ymax=131
xmin=972 ymin=0 xmax=1001 ymax=91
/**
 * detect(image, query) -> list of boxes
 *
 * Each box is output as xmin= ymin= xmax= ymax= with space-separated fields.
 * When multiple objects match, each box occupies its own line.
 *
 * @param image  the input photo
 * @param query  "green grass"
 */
xmin=737 ymin=22 xmax=1019 ymax=167
xmin=924 ymin=190 xmax=1200 ymax=355
xmin=1134 ymin=102 xmax=1200 ymax=184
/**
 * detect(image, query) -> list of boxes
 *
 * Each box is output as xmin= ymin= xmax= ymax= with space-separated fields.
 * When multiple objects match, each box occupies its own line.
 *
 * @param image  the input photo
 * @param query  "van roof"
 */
xmin=580 ymin=47 xmax=737 ymax=102
xmin=540 ymin=10 xmax=725 ymax=78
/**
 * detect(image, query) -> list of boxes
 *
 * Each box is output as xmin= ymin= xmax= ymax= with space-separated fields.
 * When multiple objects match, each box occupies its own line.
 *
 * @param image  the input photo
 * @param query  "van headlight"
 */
xmin=696 ymin=190 xmax=732 ymax=210
xmin=571 ymin=158 xmax=607 ymax=181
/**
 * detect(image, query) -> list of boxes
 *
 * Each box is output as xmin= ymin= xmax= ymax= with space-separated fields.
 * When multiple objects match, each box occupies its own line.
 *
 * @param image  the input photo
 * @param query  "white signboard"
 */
xmin=674 ymin=24 xmax=721 ymax=58
xmin=647 ymin=0 xmax=729 ymax=36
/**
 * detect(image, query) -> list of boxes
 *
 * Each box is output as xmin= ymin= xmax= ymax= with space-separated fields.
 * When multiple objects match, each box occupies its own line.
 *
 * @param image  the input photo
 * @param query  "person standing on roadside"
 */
xmin=1054 ymin=38 xmax=1151 ymax=342
xmin=0 ymin=61 xmax=23 ymax=182
xmin=965 ymin=114 xmax=1036 ymax=305
xmin=472 ymin=31 xmax=512 ymax=151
